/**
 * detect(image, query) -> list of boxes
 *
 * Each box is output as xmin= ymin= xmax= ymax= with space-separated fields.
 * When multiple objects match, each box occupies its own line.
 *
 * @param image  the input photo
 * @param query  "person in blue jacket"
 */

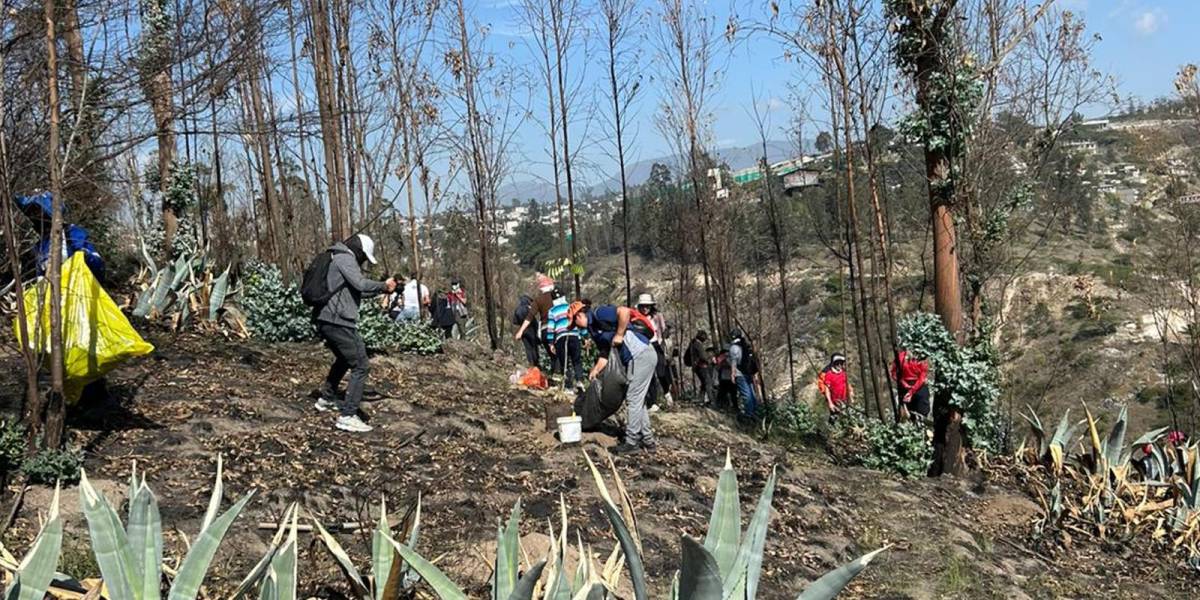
xmin=569 ymin=301 xmax=658 ymax=454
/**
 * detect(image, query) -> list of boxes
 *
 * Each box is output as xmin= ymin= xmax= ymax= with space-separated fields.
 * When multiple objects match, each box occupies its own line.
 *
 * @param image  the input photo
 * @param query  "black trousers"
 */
xmin=520 ymin=326 xmax=541 ymax=367
xmin=553 ymin=335 xmax=583 ymax=387
xmin=693 ymin=365 xmax=715 ymax=404
xmin=317 ymin=322 xmax=370 ymax=417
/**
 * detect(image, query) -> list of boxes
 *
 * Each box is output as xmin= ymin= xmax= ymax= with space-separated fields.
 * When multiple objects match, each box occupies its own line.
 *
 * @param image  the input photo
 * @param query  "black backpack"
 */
xmin=300 ymin=249 xmax=346 ymax=307
xmin=684 ymin=340 xmax=698 ymax=367
xmin=737 ymin=342 xmax=759 ymax=377
xmin=512 ymin=294 xmax=533 ymax=326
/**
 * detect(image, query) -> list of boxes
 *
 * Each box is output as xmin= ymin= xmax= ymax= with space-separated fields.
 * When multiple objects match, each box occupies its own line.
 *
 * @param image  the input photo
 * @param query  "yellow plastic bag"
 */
xmin=13 ymin=252 xmax=154 ymax=403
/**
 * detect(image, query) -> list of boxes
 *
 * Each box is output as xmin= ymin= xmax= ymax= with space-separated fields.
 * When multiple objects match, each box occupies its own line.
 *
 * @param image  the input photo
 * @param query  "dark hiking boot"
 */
xmin=609 ymin=442 xmax=641 ymax=455
xmin=641 ymin=441 xmax=658 ymax=453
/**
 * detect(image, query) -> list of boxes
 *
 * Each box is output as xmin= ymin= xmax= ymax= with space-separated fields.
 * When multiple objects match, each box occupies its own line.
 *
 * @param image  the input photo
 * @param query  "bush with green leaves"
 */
xmin=241 ymin=261 xmax=315 ymax=343
xmin=357 ymin=302 xmax=443 ymax=354
xmin=863 ymin=420 xmax=933 ymax=479
xmin=761 ymin=400 xmax=818 ymax=442
xmin=0 ymin=420 xmax=26 ymax=474
xmin=897 ymin=312 xmax=1002 ymax=452
xmin=20 ymin=448 xmax=82 ymax=485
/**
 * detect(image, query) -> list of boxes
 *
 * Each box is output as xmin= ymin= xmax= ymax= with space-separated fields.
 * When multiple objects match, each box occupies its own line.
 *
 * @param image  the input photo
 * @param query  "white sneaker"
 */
xmin=314 ymin=397 xmax=338 ymax=412
xmin=648 ymin=405 xmax=661 ymax=414
xmin=336 ymin=415 xmax=373 ymax=432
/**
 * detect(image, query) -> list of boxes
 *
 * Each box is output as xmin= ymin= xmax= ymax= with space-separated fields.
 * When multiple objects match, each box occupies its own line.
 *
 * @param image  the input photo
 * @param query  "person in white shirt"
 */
xmin=392 ymin=272 xmax=429 ymax=322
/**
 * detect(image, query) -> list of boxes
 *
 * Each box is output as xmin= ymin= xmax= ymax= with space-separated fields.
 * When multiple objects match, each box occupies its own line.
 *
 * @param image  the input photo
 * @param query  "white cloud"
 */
xmin=1133 ymin=8 xmax=1166 ymax=36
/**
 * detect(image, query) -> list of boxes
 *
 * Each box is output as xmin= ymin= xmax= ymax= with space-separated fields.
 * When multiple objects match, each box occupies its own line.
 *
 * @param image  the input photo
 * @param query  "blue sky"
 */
xmin=464 ymin=0 xmax=1198 ymax=189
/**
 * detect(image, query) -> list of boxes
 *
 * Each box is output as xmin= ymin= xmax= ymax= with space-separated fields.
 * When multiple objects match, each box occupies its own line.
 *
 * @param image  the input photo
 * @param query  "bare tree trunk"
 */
xmin=61 ymin=0 xmax=86 ymax=124
xmin=0 ymin=31 xmax=41 ymax=444
xmin=828 ymin=21 xmax=886 ymax=420
xmin=264 ymin=62 xmax=296 ymax=273
xmin=456 ymin=0 xmax=499 ymax=349
xmin=403 ymin=125 xmax=420 ymax=276
xmin=241 ymin=35 xmax=281 ymax=264
xmin=42 ymin=0 xmax=66 ymax=449
xmin=286 ymin=0 xmax=317 ymax=223
xmin=307 ymin=0 xmax=350 ymax=241
xmin=550 ymin=0 xmax=581 ymax=297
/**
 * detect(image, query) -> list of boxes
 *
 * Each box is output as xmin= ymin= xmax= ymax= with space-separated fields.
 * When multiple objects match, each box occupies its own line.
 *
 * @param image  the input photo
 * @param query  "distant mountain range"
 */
xmin=498 ymin=139 xmax=799 ymax=205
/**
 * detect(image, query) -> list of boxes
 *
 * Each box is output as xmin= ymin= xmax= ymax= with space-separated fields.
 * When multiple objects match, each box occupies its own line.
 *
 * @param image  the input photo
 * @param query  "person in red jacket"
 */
xmin=890 ymin=349 xmax=930 ymax=421
xmin=816 ymin=353 xmax=852 ymax=422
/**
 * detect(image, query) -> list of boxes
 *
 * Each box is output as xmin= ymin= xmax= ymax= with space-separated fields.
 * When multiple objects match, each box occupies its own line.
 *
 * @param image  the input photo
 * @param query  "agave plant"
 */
xmin=0 ymin=486 xmax=63 ymax=600
xmin=229 ymin=503 xmax=300 ymax=600
xmin=133 ymin=242 xmax=237 ymax=331
xmin=583 ymin=450 xmax=887 ymax=600
xmin=311 ymin=495 xmax=423 ymax=599
xmin=1021 ymin=406 xmax=1084 ymax=473
xmin=77 ymin=455 xmax=255 ymax=600
xmin=386 ymin=499 xmax=548 ymax=600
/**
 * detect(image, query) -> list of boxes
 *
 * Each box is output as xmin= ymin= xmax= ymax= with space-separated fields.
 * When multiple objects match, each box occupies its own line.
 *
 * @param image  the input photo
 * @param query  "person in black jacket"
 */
xmin=431 ymin=288 xmax=458 ymax=339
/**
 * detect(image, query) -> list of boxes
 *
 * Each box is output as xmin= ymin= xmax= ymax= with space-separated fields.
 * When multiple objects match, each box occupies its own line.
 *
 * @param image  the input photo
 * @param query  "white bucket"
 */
xmin=557 ymin=415 xmax=583 ymax=444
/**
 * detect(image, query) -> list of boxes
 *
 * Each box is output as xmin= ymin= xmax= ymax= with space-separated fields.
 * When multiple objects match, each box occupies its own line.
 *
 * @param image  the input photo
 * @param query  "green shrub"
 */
xmin=357 ymin=302 xmax=444 ymax=354
xmin=897 ymin=313 xmax=1002 ymax=452
xmin=20 ymin=447 xmax=82 ymax=485
xmin=762 ymin=400 xmax=818 ymax=441
xmin=863 ymin=420 xmax=932 ymax=479
xmin=827 ymin=410 xmax=872 ymax=465
xmin=0 ymin=420 xmax=25 ymax=473
xmin=241 ymin=261 xmax=315 ymax=342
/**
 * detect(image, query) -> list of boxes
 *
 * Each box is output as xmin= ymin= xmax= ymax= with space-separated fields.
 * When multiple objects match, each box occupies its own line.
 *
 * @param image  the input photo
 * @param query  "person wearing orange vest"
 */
xmin=816 ymin=353 xmax=852 ymax=422
xmin=890 ymin=349 xmax=931 ymax=421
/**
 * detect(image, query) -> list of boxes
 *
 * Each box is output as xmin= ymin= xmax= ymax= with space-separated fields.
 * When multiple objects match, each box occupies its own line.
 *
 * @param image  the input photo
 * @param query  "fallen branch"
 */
xmin=0 ymin=482 xmax=28 ymax=537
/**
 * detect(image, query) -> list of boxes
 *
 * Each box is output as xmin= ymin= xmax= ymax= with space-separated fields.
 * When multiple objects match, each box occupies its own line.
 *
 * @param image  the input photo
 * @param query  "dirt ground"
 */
xmin=1 ymin=330 xmax=1195 ymax=599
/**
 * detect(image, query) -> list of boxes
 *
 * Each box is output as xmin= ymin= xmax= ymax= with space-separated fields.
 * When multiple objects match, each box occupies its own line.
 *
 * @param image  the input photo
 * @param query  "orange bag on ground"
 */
xmin=518 ymin=366 xmax=548 ymax=390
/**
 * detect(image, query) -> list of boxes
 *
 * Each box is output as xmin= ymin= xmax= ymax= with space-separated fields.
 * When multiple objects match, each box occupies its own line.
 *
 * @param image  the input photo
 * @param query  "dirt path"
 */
xmin=2 ymin=332 xmax=1193 ymax=598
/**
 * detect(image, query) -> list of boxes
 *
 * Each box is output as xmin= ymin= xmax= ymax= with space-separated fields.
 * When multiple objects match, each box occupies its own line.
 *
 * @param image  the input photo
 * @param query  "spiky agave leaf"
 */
xmin=5 ymin=484 xmax=63 ymax=600
xmin=1020 ymin=406 xmax=1047 ymax=455
xmin=725 ymin=467 xmax=777 ymax=599
xmin=166 ymin=490 xmax=256 ymax=600
xmin=209 ymin=265 xmax=232 ymax=321
xmin=78 ymin=471 xmax=139 ymax=600
xmin=378 ymin=496 xmax=423 ymax=599
xmin=794 ymin=546 xmax=890 ymax=600
xmin=704 ymin=450 xmax=741 ymax=582
xmin=507 ymin=560 xmax=547 ymax=600
xmin=260 ymin=505 xmax=299 ymax=600
xmin=389 ymin=541 xmax=466 ymax=600
xmin=1104 ymin=405 xmax=1129 ymax=470
xmin=371 ymin=496 xmax=393 ymax=600
xmin=232 ymin=504 xmax=296 ymax=598
xmin=126 ymin=480 xmax=163 ymax=599
xmin=603 ymin=454 xmax=642 ymax=555
xmin=310 ymin=513 xmax=369 ymax=598
xmin=1083 ymin=403 xmax=1104 ymax=472
xmin=582 ymin=451 xmax=647 ymax=600
xmin=677 ymin=537 xmax=722 ymax=600
xmin=494 ymin=501 xmax=522 ymax=600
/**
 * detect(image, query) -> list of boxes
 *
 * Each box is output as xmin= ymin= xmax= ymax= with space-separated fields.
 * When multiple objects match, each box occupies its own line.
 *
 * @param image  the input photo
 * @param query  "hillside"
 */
xmin=0 ymin=330 xmax=1192 ymax=598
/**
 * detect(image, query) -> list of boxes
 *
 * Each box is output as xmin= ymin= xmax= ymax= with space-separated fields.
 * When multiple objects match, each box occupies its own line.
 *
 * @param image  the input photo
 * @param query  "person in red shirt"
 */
xmin=890 ymin=349 xmax=930 ymax=421
xmin=817 ymin=353 xmax=852 ymax=421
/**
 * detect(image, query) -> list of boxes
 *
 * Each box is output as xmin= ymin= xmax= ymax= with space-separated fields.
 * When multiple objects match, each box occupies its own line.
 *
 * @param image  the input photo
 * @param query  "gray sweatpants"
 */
xmin=624 ymin=349 xmax=657 ymax=446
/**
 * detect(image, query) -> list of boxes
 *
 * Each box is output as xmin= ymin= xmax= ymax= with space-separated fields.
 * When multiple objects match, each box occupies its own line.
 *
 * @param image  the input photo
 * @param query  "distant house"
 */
xmin=782 ymin=168 xmax=821 ymax=191
xmin=1080 ymin=119 xmax=1110 ymax=130
xmin=1063 ymin=140 xmax=1098 ymax=155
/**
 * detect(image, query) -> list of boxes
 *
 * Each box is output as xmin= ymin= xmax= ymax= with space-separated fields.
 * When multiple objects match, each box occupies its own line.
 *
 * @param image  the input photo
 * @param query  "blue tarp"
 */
xmin=16 ymin=192 xmax=104 ymax=280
